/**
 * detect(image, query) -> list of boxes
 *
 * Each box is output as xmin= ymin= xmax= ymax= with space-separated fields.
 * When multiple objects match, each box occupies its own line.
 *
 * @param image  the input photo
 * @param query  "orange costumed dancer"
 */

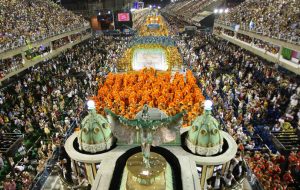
xmin=94 ymin=68 xmax=205 ymax=126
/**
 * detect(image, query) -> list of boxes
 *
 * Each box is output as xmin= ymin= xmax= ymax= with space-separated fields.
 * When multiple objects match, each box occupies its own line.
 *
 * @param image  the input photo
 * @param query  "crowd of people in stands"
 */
xmin=0 ymin=55 xmax=23 ymax=79
xmin=244 ymin=150 xmax=300 ymax=189
xmin=0 ymin=35 xmax=129 ymax=189
xmin=0 ymin=29 xmax=90 ymax=80
xmin=253 ymin=39 xmax=280 ymax=55
xmin=218 ymin=0 xmax=300 ymax=41
xmin=162 ymin=0 xmax=213 ymax=22
xmin=0 ymin=0 xmax=86 ymax=52
xmin=215 ymin=27 xmax=282 ymax=60
xmin=1 ymin=0 xmax=300 ymax=189
xmin=171 ymin=19 xmax=300 ymax=188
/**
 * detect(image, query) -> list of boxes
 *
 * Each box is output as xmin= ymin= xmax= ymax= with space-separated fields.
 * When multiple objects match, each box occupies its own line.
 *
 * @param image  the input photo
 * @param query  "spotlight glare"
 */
xmin=87 ymin=100 xmax=96 ymax=110
xmin=204 ymin=100 xmax=213 ymax=111
xmin=141 ymin=170 xmax=149 ymax=176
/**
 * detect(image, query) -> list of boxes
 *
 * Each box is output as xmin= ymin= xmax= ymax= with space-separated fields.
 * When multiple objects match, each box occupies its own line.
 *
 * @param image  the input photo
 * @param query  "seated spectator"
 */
xmin=283 ymin=170 xmax=294 ymax=185
xmin=14 ymin=164 xmax=25 ymax=174
xmin=3 ymin=176 xmax=16 ymax=190
xmin=21 ymin=172 xmax=32 ymax=190
xmin=244 ymin=140 xmax=255 ymax=151
xmin=289 ymin=151 xmax=298 ymax=165
xmin=272 ymin=123 xmax=281 ymax=132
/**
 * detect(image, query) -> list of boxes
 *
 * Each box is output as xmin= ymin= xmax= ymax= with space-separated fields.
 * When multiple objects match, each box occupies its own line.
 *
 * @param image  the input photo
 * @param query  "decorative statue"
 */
xmin=186 ymin=100 xmax=223 ymax=156
xmin=78 ymin=100 xmax=113 ymax=153
xmin=105 ymin=105 xmax=185 ymax=168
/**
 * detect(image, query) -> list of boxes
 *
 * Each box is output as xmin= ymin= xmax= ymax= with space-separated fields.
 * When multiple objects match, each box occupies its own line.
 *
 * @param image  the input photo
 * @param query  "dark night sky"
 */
xmin=61 ymin=0 xmax=171 ymax=4
xmin=60 ymin=0 xmax=172 ymax=8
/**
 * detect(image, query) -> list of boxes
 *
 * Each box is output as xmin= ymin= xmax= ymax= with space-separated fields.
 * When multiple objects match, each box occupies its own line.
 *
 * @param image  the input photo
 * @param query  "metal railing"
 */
xmin=0 ymin=23 xmax=90 ymax=54
xmin=215 ymin=20 xmax=300 ymax=45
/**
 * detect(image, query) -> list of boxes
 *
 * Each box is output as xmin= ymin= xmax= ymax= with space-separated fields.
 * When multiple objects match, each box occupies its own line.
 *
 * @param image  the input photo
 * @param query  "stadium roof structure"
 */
xmin=191 ymin=11 xmax=213 ymax=23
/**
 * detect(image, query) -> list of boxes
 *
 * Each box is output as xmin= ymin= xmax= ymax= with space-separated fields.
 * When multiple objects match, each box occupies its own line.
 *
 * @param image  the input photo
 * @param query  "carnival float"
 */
xmin=64 ymin=12 xmax=240 ymax=190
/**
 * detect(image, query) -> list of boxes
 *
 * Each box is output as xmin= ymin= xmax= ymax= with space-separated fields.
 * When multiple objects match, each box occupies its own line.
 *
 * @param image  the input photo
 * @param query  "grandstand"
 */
xmin=0 ymin=0 xmax=88 ymax=53
xmin=218 ymin=0 xmax=299 ymax=43
xmin=162 ymin=0 xmax=223 ymax=24
xmin=0 ymin=0 xmax=91 ymax=82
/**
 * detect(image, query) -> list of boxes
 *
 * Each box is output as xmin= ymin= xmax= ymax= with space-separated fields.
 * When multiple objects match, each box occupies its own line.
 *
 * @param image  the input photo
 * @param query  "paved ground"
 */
xmin=243 ymin=179 xmax=253 ymax=190
xmin=42 ymin=174 xmax=65 ymax=190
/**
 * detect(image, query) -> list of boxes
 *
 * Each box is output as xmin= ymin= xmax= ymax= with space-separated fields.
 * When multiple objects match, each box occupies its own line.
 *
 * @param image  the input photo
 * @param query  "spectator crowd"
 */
xmin=0 ymin=35 xmax=130 ymax=189
xmin=162 ymin=0 xmax=214 ymax=23
xmin=1 ymin=1 xmax=300 ymax=189
xmin=0 ymin=55 xmax=23 ymax=79
xmin=0 ymin=0 xmax=87 ymax=52
xmin=218 ymin=0 xmax=300 ymax=42
xmin=169 ymin=15 xmax=300 ymax=188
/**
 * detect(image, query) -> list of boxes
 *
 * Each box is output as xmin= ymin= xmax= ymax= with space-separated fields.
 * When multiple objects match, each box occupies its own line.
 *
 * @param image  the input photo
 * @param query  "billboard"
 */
xmin=114 ymin=11 xmax=133 ymax=30
xmin=118 ymin=13 xmax=130 ymax=22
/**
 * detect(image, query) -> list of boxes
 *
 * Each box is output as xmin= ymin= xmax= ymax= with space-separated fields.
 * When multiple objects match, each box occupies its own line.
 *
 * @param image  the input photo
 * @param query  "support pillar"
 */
xmin=72 ymin=160 xmax=79 ymax=180
xmin=278 ymin=45 xmax=283 ymax=60
xmin=68 ymin=35 xmax=72 ymax=43
xmin=21 ymin=52 xmax=26 ymax=65
xmin=251 ymin=36 xmax=254 ymax=47
xmin=84 ymin=163 xmax=94 ymax=185
xmin=50 ymin=41 xmax=53 ymax=52
xmin=276 ymin=46 xmax=284 ymax=67
xmin=200 ymin=165 xmax=207 ymax=190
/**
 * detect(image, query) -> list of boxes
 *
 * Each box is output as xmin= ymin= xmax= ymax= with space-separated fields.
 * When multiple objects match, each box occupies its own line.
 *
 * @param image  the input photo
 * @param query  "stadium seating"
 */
xmin=0 ymin=0 xmax=86 ymax=53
